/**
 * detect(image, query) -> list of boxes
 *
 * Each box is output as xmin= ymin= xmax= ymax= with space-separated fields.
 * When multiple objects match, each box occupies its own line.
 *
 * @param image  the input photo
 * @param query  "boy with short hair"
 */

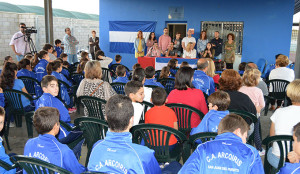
xmin=279 ymin=122 xmax=300 ymax=173
xmin=35 ymin=75 xmax=72 ymax=139
xmin=54 ymin=39 xmax=63 ymax=58
xmin=191 ymin=91 xmax=230 ymax=135
xmin=88 ymin=95 xmax=161 ymax=173
xmin=112 ymin=65 xmax=129 ymax=83
xmin=144 ymin=66 xmax=164 ymax=88
xmin=179 ymin=114 xmax=264 ymax=173
xmin=145 ymin=87 xmax=178 ymax=146
xmin=0 ymin=107 xmax=16 ymax=174
xmin=24 ymin=107 xmax=86 ymax=174
xmin=124 ymin=81 xmax=144 ymax=125
xmin=108 ymin=54 xmax=122 ymax=70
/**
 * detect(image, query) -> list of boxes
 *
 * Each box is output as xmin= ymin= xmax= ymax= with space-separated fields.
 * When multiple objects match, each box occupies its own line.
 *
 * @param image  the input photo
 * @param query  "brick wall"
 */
xmin=0 ymin=11 xmax=99 ymax=64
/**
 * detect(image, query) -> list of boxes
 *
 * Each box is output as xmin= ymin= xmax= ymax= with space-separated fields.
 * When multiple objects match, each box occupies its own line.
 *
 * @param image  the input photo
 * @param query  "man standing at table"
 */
xmin=182 ymin=29 xmax=196 ymax=51
xmin=159 ymin=28 xmax=171 ymax=55
xmin=63 ymin=27 xmax=79 ymax=64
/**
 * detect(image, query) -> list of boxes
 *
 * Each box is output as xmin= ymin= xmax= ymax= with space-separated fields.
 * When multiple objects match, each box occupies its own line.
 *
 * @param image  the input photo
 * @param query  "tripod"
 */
xmin=14 ymin=33 xmax=37 ymax=55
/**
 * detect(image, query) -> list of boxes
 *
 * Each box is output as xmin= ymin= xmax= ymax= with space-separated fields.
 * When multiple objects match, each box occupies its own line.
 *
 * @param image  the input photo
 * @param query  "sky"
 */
xmin=0 ymin=0 xmax=99 ymax=15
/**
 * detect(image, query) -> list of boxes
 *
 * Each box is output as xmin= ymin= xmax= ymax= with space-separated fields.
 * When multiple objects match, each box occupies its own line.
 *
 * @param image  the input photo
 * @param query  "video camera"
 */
xmin=21 ymin=26 xmax=37 ymax=35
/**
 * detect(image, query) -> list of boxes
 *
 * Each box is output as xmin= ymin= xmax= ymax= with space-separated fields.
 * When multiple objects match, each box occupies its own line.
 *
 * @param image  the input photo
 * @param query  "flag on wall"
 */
xmin=109 ymin=21 xmax=157 ymax=53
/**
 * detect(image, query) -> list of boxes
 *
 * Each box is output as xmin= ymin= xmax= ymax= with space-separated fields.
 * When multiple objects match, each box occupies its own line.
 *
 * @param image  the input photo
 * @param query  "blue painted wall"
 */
xmin=99 ymin=0 xmax=294 ymax=68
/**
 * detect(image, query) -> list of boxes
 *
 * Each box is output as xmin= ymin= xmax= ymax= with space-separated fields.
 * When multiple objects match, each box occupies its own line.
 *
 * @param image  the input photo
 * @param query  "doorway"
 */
xmin=167 ymin=23 xmax=187 ymax=40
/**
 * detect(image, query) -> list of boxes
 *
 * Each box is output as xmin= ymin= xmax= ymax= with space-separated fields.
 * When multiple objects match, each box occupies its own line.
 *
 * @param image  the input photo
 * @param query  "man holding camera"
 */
xmin=9 ymin=23 xmax=31 ymax=61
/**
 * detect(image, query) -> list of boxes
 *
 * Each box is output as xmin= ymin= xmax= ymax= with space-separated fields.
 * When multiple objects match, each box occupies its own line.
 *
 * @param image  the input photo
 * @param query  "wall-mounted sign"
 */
xmin=168 ymin=7 xmax=184 ymax=20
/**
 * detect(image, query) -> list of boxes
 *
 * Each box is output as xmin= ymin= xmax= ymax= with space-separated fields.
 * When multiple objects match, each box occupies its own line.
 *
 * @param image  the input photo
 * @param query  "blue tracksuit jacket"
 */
xmin=144 ymin=79 xmax=164 ymax=88
xmin=61 ymin=68 xmax=70 ymax=79
xmin=35 ymin=93 xmax=72 ymax=139
xmin=0 ymin=93 xmax=4 ymax=107
xmin=192 ymin=70 xmax=215 ymax=95
xmin=179 ymin=132 xmax=264 ymax=174
xmin=279 ymin=162 xmax=300 ymax=174
xmin=88 ymin=131 xmax=161 ymax=174
xmin=0 ymin=137 xmax=16 ymax=174
xmin=112 ymin=77 xmax=129 ymax=83
xmin=24 ymin=134 xmax=86 ymax=174
xmin=33 ymin=59 xmax=49 ymax=82
xmin=51 ymin=71 xmax=72 ymax=105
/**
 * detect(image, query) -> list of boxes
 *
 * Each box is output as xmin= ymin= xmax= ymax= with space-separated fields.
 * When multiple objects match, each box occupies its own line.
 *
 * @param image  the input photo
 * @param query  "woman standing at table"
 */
xmin=224 ymin=33 xmax=236 ymax=69
xmin=134 ymin=30 xmax=145 ymax=58
xmin=146 ymin=41 xmax=162 ymax=57
xmin=183 ymin=42 xmax=196 ymax=59
xmin=146 ymin=32 xmax=156 ymax=53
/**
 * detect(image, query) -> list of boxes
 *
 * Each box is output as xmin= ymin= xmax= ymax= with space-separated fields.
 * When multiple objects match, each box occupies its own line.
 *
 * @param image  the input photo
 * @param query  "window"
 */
xmin=201 ymin=21 xmax=244 ymax=55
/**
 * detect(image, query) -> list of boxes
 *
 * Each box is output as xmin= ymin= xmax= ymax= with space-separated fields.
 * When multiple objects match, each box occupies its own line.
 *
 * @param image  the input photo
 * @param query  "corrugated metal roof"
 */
xmin=295 ymin=0 xmax=300 ymax=14
xmin=0 ymin=2 xmax=99 ymax=21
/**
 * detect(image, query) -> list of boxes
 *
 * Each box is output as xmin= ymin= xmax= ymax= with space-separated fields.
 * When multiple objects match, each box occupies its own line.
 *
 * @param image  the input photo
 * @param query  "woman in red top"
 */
xmin=167 ymin=67 xmax=208 ymax=128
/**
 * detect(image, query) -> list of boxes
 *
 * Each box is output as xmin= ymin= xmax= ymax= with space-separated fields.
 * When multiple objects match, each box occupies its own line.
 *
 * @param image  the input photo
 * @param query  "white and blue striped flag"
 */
xmin=109 ymin=21 xmax=157 ymax=53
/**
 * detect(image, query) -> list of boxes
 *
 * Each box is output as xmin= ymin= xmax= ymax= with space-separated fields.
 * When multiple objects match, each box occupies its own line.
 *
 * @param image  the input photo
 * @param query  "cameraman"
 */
xmin=9 ymin=23 xmax=30 ymax=62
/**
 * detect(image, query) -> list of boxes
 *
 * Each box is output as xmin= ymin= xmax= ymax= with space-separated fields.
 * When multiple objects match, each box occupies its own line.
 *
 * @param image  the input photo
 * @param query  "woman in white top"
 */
xmin=183 ymin=42 xmax=196 ymax=59
xmin=267 ymin=80 xmax=300 ymax=168
xmin=269 ymin=55 xmax=295 ymax=110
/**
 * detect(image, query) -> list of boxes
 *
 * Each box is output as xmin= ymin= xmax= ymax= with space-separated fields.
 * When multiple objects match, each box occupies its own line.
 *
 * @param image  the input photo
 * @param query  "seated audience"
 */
xmin=191 ymin=91 xmax=230 ymax=135
xmin=95 ymin=50 xmax=113 ymax=68
xmin=159 ymin=66 xmax=174 ymax=79
xmin=43 ymin=43 xmax=56 ymax=61
xmin=46 ymin=61 xmax=73 ymax=109
xmin=17 ymin=58 xmax=36 ymax=79
xmin=202 ymin=42 xmax=215 ymax=59
xmin=239 ymin=69 xmax=265 ymax=154
xmin=146 ymin=41 xmax=162 ymax=57
xmin=278 ymin=122 xmax=300 ymax=174
xmin=219 ymin=69 xmax=256 ymax=115
xmin=132 ymin=63 xmax=142 ymax=71
xmin=192 ymin=59 xmax=215 ymax=95
xmin=0 ymin=62 xmax=34 ymax=113
xmin=165 ymin=42 xmax=178 ymax=57
xmin=180 ymin=61 xmax=190 ymax=68
xmin=112 ymin=65 xmax=129 ymax=83
xmin=131 ymin=68 xmax=152 ymax=103
xmin=87 ymin=95 xmax=161 ymax=173
xmin=0 ymin=106 xmax=17 ymax=174
xmin=125 ymin=81 xmax=144 ymax=125
xmin=167 ymin=67 xmax=208 ymax=128
xmin=54 ymin=39 xmax=63 ymax=58
xmin=35 ymin=75 xmax=72 ymax=140
xmin=77 ymin=61 xmax=87 ymax=75
xmin=183 ymin=42 xmax=196 ymax=59
xmin=179 ymin=114 xmax=264 ymax=173
xmin=32 ymin=50 xmax=50 ymax=82
xmin=245 ymin=63 xmax=269 ymax=96
xmin=76 ymin=61 xmax=116 ymax=116
xmin=3 ymin=56 xmax=14 ymax=65
xmin=269 ymin=54 xmax=295 ymax=110
xmin=167 ymin=58 xmax=178 ymax=76
xmin=238 ymin=62 xmax=247 ymax=75
xmin=80 ymin=51 xmax=90 ymax=62
xmin=264 ymin=54 xmax=282 ymax=80
xmin=145 ymin=87 xmax=178 ymax=146
xmin=24 ymin=107 xmax=86 ymax=174
xmin=25 ymin=54 xmax=33 ymax=61
xmin=206 ymin=58 xmax=220 ymax=85
xmin=56 ymin=58 xmax=70 ymax=78
xmin=268 ymin=79 xmax=300 ymax=168
xmin=144 ymin=66 xmax=164 ymax=88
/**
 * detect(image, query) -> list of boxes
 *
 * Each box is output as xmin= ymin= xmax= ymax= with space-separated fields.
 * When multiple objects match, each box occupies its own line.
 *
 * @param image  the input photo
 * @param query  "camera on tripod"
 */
xmin=21 ymin=26 xmax=37 ymax=35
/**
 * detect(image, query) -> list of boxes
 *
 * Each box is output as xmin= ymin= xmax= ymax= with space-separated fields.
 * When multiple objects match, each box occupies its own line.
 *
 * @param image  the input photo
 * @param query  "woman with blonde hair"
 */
xmin=206 ymin=58 xmax=220 ymax=84
xmin=76 ymin=60 xmax=116 ymax=116
xmin=134 ymin=30 xmax=145 ymax=58
xmin=183 ymin=42 xmax=196 ymax=58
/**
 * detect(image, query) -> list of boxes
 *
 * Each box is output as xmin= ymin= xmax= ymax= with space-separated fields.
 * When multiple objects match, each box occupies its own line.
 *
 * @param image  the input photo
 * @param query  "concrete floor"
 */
xmin=5 ymin=106 xmax=274 ymax=166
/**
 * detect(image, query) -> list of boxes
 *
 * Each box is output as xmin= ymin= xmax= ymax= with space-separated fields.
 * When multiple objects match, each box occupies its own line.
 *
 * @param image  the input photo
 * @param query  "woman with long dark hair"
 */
xmin=167 ymin=67 xmax=208 ymax=127
xmin=146 ymin=32 xmax=156 ymax=52
xmin=202 ymin=42 xmax=215 ymax=59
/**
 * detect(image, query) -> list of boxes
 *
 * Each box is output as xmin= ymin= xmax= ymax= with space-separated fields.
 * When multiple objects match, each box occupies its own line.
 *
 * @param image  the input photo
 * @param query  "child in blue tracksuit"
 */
xmin=191 ymin=91 xmax=230 ymax=137
xmin=0 ymin=88 xmax=4 ymax=107
xmin=46 ymin=60 xmax=73 ymax=107
xmin=144 ymin=66 xmax=164 ymax=88
xmin=112 ymin=65 xmax=129 ymax=83
xmin=0 ymin=107 xmax=16 ymax=174
xmin=33 ymin=50 xmax=50 ymax=82
xmin=56 ymin=57 xmax=70 ymax=79
xmin=24 ymin=107 xmax=86 ymax=174
xmin=278 ymin=122 xmax=300 ymax=174
xmin=88 ymin=95 xmax=182 ymax=173
xmin=179 ymin=114 xmax=264 ymax=174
